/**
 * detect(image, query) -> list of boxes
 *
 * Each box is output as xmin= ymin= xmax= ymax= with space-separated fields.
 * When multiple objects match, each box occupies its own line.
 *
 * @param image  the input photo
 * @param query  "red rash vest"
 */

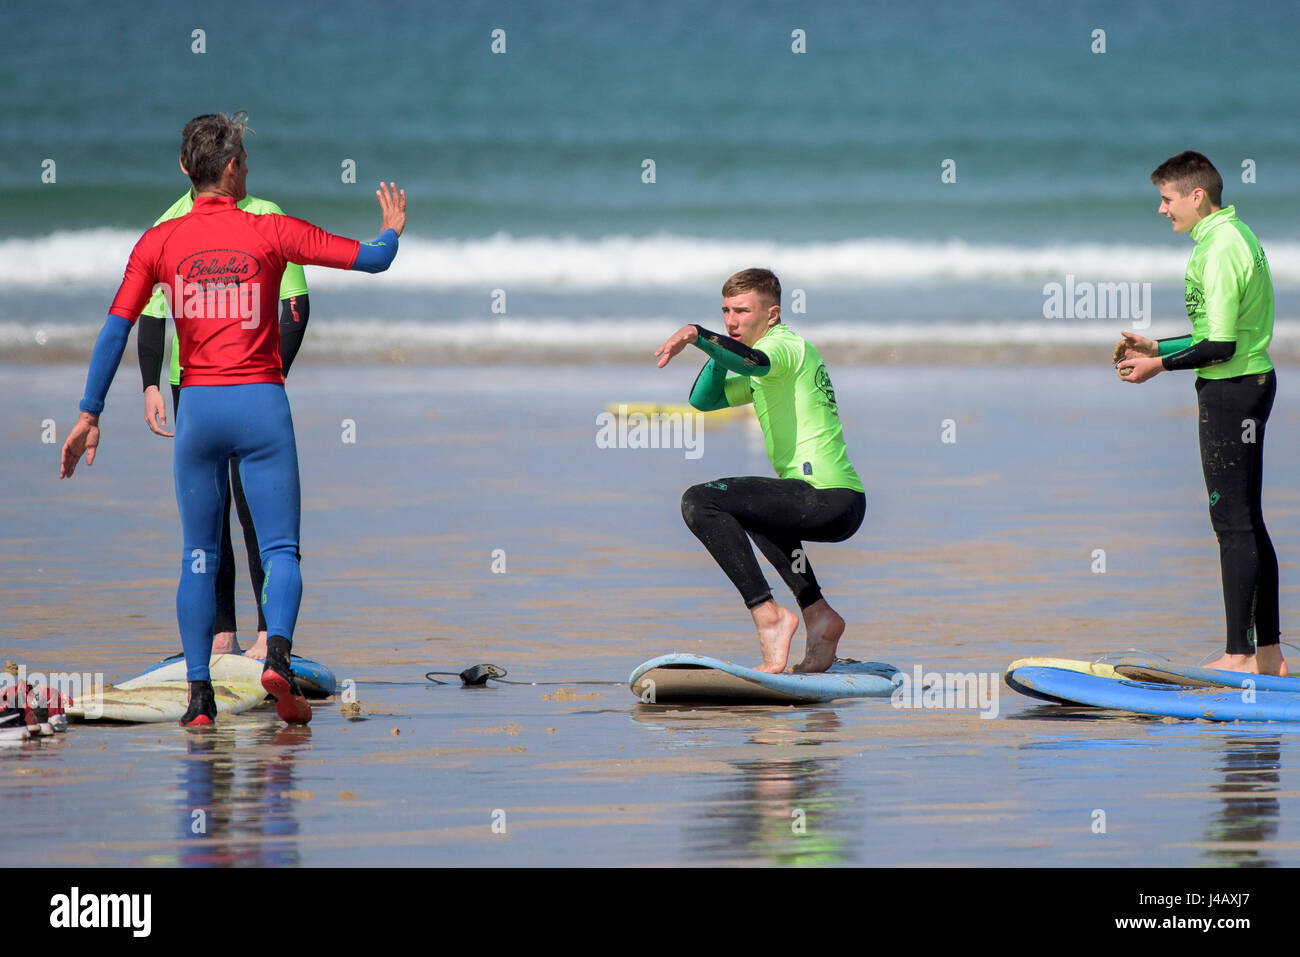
xmin=109 ymin=195 xmax=359 ymax=386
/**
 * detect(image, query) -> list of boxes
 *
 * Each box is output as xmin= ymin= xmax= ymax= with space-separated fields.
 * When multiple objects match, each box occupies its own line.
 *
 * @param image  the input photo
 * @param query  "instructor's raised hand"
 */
xmin=59 ymin=413 xmax=100 ymax=478
xmin=376 ymin=182 xmax=407 ymax=236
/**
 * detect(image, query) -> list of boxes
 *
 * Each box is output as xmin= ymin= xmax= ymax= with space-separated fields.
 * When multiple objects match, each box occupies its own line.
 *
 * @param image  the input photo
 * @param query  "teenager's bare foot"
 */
xmin=1205 ymin=653 xmax=1258 ymax=674
xmin=211 ymin=631 xmax=242 ymax=655
xmin=1256 ymin=645 xmax=1289 ymax=677
xmin=752 ymin=601 xmax=799 ymax=673
xmin=243 ymin=632 xmax=268 ymax=659
xmin=793 ymin=600 xmax=844 ymax=673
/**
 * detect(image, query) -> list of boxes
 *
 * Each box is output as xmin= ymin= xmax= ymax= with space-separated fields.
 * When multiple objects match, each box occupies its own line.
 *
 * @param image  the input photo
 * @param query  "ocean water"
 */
xmin=2 ymin=0 xmax=1298 ymax=356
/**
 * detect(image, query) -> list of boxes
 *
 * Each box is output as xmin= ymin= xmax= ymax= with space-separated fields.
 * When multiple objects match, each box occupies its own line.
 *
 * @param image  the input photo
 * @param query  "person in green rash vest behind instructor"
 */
xmin=1114 ymin=150 xmax=1283 ymax=677
xmin=655 ymin=268 xmax=866 ymax=674
xmin=136 ymin=153 xmax=313 ymax=660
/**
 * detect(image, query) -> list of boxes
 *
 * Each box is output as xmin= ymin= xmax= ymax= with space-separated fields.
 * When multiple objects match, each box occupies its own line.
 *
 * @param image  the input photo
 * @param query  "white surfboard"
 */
xmin=68 ymin=654 xmax=267 ymax=723
xmin=629 ymin=653 xmax=899 ymax=704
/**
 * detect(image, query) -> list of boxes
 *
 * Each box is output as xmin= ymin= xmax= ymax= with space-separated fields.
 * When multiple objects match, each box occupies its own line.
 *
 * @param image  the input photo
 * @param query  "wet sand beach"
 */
xmin=4 ymin=360 xmax=1300 ymax=866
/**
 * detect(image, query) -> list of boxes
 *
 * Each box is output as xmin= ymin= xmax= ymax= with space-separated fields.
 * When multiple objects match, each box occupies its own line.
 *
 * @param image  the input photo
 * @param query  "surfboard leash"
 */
xmin=424 ymin=665 xmax=622 ymax=688
xmin=424 ymin=657 xmax=881 ymax=688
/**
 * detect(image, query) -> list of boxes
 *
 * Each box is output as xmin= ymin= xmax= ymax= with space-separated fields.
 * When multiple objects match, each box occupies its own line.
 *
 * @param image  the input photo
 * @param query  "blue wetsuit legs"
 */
xmin=174 ymin=384 xmax=302 ymax=681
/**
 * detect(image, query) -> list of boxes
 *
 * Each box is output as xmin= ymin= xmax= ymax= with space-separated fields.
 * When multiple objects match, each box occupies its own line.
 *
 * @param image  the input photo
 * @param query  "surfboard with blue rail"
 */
xmin=1007 ymin=665 xmax=1300 ymax=722
xmin=135 ymin=652 xmax=337 ymax=698
xmin=629 ymin=653 xmax=899 ymax=704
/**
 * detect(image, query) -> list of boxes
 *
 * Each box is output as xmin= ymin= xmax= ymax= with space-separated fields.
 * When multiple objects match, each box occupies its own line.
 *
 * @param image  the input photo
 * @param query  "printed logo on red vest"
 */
xmin=178 ymin=249 xmax=261 ymax=286
xmin=155 ymin=249 xmax=264 ymax=328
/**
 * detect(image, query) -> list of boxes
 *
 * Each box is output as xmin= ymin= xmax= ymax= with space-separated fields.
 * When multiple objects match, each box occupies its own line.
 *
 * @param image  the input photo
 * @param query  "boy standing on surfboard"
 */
xmin=655 ymin=269 xmax=865 ymax=674
xmin=59 ymin=112 xmax=407 ymax=726
xmin=1114 ymin=151 xmax=1283 ymax=676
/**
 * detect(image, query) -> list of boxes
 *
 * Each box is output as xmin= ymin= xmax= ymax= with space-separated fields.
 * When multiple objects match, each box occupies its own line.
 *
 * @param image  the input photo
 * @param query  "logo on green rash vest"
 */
xmin=1209 ymin=491 xmax=1220 ymax=507
xmin=814 ymin=364 xmax=837 ymax=412
xmin=1185 ymin=286 xmax=1205 ymax=317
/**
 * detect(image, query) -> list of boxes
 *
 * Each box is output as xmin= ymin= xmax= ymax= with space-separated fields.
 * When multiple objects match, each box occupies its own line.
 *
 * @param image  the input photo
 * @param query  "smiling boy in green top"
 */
xmin=1115 ymin=150 xmax=1282 ymax=676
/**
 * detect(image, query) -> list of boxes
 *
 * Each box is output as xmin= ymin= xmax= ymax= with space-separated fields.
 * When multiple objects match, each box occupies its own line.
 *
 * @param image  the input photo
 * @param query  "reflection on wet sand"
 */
xmin=635 ymin=706 xmax=854 ymax=864
xmin=1199 ymin=737 xmax=1281 ymax=868
xmin=175 ymin=726 xmax=313 ymax=867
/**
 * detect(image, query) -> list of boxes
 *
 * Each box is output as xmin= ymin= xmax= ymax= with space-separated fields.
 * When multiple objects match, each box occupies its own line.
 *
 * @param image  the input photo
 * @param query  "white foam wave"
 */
xmin=7 ymin=230 xmax=1300 ymax=289
xmin=9 ymin=318 xmax=1300 ymax=358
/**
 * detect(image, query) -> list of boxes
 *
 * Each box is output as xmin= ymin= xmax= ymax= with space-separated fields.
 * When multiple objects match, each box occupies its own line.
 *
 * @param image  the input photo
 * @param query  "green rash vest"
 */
xmin=139 ymin=192 xmax=310 ymax=386
xmin=694 ymin=324 xmax=864 ymax=492
xmin=1156 ymin=206 xmax=1274 ymax=379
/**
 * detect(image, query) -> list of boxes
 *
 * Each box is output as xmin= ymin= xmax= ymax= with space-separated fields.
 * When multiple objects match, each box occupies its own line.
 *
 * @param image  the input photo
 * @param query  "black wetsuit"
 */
xmin=681 ymin=478 xmax=865 ymax=609
xmin=1195 ymin=369 xmax=1278 ymax=653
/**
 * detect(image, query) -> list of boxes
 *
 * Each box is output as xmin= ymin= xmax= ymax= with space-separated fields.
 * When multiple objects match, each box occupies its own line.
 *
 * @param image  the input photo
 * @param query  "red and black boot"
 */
xmin=261 ymin=637 xmax=312 ymax=724
xmin=179 ymin=680 xmax=217 ymax=728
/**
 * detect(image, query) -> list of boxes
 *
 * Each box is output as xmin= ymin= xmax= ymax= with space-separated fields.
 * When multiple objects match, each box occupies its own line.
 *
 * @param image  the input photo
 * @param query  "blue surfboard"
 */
xmin=1113 ymin=655 xmax=1300 ymax=693
xmin=628 ymin=653 xmax=899 ymax=704
xmin=1009 ymin=666 xmax=1300 ymax=722
xmin=140 ymin=653 xmax=337 ymax=699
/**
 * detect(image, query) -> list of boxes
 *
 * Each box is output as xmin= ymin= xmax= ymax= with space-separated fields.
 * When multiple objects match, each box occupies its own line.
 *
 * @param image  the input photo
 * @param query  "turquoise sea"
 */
xmin=1 ymin=0 xmax=1298 ymax=357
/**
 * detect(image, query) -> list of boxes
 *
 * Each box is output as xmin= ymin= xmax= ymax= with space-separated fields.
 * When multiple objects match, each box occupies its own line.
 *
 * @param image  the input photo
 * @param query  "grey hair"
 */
xmin=179 ymin=111 xmax=254 ymax=189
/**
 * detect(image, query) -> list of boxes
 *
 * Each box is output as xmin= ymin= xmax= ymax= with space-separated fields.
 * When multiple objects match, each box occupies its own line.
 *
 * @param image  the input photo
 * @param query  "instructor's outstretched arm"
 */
xmin=351 ymin=182 xmax=406 ymax=273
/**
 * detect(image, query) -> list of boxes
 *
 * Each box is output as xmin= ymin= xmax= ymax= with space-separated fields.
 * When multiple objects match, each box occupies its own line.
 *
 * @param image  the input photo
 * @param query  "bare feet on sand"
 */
xmin=751 ymin=601 xmax=799 ymax=673
xmin=211 ymin=631 xmax=242 ymax=655
xmin=1206 ymin=647 xmax=1289 ymax=677
xmin=1259 ymin=645 xmax=1289 ymax=676
xmin=242 ymin=632 xmax=269 ymax=659
xmin=793 ymin=600 xmax=844 ymax=673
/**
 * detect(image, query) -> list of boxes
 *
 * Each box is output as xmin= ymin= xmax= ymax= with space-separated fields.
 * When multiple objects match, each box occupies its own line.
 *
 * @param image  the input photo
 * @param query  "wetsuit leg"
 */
xmin=171 ymin=386 xmax=239 ymax=664
xmin=680 ymin=477 xmax=866 ymax=609
xmin=1197 ymin=371 xmax=1279 ymax=653
xmin=213 ymin=464 xmax=238 ymax=634
xmin=228 ymin=385 xmax=303 ymax=646
xmin=228 ymin=457 xmax=269 ymax=633
xmin=223 ymin=294 xmax=305 ymax=636
xmin=749 ymin=531 xmax=825 ymax=609
xmin=174 ymin=388 xmax=233 ymax=682
xmin=178 ymin=395 xmax=272 ymax=637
